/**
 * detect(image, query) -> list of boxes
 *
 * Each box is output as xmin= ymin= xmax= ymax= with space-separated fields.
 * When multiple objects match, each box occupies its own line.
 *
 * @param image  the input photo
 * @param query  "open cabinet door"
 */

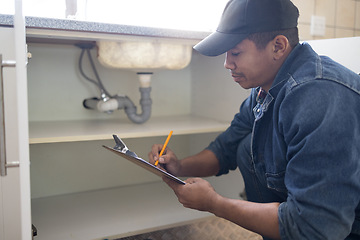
xmin=0 ymin=0 xmax=32 ymax=239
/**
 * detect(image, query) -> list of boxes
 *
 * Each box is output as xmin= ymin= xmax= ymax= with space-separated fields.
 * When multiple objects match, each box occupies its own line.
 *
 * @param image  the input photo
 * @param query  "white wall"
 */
xmin=306 ymin=37 xmax=360 ymax=74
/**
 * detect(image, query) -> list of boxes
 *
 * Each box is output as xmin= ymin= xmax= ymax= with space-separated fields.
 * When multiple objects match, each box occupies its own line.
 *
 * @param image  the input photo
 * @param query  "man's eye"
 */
xmin=231 ymin=52 xmax=240 ymax=56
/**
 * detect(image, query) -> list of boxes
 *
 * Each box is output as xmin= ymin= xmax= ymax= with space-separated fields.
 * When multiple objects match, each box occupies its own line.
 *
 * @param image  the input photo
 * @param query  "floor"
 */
xmin=117 ymin=217 xmax=262 ymax=240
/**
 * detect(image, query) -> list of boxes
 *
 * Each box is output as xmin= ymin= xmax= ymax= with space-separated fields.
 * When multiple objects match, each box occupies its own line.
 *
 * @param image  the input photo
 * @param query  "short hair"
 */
xmin=247 ymin=27 xmax=299 ymax=50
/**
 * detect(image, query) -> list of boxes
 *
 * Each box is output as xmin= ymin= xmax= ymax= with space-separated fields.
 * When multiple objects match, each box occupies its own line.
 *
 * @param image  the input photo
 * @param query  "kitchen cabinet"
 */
xmin=25 ymin=28 xmax=248 ymax=240
xmin=0 ymin=13 xmax=248 ymax=240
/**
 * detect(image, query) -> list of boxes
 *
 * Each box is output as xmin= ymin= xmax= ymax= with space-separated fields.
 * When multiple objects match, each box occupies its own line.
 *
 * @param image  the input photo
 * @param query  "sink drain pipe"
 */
xmin=83 ymin=73 xmax=152 ymax=124
xmin=77 ymin=43 xmax=152 ymax=124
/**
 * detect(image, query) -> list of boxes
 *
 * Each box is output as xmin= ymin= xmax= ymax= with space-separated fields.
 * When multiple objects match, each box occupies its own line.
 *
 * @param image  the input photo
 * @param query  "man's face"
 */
xmin=224 ymin=39 xmax=278 ymax=92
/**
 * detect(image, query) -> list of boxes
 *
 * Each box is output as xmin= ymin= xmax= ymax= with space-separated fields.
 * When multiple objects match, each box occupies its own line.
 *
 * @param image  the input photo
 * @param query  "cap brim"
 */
xmin=193 ymin=31 xmax=249 ymax=56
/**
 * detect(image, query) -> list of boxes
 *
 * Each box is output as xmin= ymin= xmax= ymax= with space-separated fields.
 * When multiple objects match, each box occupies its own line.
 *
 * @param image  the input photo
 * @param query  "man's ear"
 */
xmin=272 ymin=35 xmax=289 ymax=60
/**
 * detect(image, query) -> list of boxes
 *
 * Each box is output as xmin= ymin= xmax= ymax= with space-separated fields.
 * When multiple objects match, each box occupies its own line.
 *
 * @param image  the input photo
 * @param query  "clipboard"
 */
xmin=103 ymin=135 xmax=185 ymax=185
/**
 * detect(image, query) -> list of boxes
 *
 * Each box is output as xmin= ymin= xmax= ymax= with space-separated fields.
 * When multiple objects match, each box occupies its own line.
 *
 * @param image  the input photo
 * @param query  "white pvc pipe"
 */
xmin=137 ymin=72 xmax=152 ymax=88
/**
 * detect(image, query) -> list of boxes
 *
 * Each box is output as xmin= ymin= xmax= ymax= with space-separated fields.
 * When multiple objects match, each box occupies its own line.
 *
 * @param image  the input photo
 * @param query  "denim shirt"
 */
xmin=207 ymin=43 xmax=360 ymax=239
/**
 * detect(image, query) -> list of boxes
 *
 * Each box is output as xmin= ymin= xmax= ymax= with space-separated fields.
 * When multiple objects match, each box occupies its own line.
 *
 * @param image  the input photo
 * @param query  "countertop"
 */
xmin=0 ymin=14 xmax=209 ymax=42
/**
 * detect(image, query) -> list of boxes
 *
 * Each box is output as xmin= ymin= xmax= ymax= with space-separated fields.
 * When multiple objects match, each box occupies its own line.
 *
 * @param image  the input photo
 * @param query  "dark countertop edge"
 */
xmin=0 ymin=14 xmax=210 ymax=40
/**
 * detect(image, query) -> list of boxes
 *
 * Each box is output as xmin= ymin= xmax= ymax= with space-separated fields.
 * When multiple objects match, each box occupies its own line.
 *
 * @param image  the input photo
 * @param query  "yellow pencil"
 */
xmin=155 ymin=130 xmax=173 ymax=166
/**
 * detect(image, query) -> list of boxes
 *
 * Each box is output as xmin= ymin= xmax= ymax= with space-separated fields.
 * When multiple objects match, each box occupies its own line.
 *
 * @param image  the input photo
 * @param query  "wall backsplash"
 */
xmin=292 ymin=0 xmax=360 ymax=40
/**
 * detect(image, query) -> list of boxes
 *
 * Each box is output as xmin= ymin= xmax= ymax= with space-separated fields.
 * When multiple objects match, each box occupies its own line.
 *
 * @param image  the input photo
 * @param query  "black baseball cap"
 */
xmin=194 ymin=0 xmax=299 ymax=56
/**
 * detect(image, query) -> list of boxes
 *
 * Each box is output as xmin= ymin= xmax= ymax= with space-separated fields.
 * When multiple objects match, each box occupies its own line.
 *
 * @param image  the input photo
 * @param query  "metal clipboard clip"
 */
xmin=112 ymin=135 xmax=138 ymax=158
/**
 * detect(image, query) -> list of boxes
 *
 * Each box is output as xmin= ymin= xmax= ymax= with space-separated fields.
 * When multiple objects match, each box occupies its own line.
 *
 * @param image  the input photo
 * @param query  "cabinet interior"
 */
xmin=27 ymin=30 xmax=249 ymax=239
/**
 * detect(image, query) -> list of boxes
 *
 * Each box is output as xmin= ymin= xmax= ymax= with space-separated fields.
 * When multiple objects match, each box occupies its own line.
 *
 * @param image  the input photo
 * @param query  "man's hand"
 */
xmin=163 ymin=176 xmax=220 ymax=212
xmin=148 ymin=145 xmax=181 ymax=176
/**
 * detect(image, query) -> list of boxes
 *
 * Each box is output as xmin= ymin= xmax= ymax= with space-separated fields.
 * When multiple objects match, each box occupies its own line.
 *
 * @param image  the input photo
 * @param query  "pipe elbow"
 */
xmin=124 ymin=87 xmax=152 ymax=124
xmin=125 ymin=106 xmax=152 ymax=124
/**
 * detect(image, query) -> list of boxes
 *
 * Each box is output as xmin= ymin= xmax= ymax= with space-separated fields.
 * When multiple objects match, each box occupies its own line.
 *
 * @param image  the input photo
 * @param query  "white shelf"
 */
xmin=32 ymin=173 xmax=244 ymax=240
xmin=31 ymin=181 xmax=213 ymax=240
xmin=29 ymin=115 xmax=229 ymax=144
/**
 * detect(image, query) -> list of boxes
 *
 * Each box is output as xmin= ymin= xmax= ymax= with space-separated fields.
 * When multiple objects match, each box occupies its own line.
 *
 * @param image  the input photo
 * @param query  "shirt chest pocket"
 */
xmin=265 ymin=171 xmax=288 ymax=194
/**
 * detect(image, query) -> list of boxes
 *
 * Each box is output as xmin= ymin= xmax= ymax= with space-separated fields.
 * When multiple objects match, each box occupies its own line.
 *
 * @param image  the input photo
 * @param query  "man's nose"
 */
xmin=224 ymin=53 xmax=234 ymax=70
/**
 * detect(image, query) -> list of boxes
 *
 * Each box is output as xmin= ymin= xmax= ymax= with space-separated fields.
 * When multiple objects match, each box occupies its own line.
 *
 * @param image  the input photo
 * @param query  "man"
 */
xmin=148 ymin=0 xmax=360 ymax=239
